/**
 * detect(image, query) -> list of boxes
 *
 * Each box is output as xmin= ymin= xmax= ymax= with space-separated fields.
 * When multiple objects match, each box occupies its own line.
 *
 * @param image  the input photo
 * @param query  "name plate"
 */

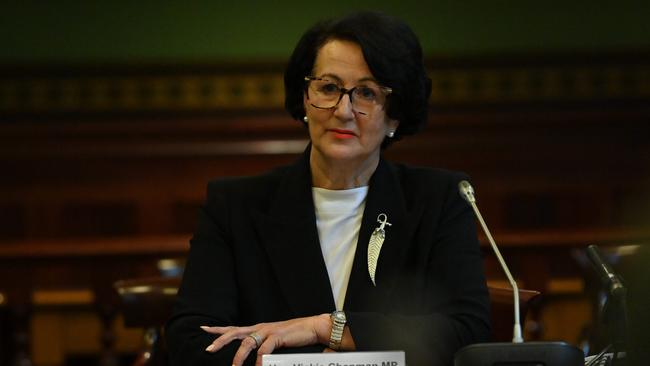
xmin=262 ymin=351 xmax=405 ymax=366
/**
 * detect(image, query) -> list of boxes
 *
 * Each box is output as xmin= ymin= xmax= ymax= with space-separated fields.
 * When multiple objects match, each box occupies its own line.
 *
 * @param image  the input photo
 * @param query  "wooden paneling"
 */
xmin=2 ymin=108 xmax=648 ymax=239
xmin=1 ymin=52 xmax=649 ymax=364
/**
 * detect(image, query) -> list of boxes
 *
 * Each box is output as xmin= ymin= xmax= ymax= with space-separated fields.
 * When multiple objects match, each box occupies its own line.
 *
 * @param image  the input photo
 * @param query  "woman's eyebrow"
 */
xmin=318 ymin=73 xmax=343 ymax=82
xmin=319 ymin=73 xmax=378 ymax=84
xmin=357 ymin=77 xmax=379 ymax=84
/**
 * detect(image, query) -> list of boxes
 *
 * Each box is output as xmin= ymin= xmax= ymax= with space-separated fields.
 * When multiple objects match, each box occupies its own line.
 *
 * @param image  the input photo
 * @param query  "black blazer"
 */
xmin=166 ymin=149 xmax=490 ymax=366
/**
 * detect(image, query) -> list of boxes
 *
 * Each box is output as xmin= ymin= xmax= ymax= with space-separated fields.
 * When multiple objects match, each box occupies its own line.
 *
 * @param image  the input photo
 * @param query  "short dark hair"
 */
xmin=284 ymin=11 xmax=432 ymax=144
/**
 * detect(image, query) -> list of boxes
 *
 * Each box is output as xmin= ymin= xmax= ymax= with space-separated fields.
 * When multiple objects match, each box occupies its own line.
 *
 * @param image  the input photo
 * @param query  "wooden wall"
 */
xmin=1 ymin=51 xmax=650 ymax=365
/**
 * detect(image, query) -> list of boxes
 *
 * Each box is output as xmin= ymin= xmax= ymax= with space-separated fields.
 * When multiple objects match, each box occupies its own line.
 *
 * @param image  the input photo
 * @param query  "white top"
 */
xmin=312 ymin=186 xmax=369 ymax=310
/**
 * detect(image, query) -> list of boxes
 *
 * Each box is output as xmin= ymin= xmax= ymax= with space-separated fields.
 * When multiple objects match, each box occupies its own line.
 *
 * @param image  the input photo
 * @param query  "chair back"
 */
xmin=114 ymin=276 xmax=181 ymax=366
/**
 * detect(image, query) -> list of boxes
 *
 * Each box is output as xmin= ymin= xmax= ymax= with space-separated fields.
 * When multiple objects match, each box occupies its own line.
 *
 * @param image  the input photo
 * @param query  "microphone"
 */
xmin=458 ymin=180 xmax=523 ymax=343
xmin=585 ymin=245 xmax=628 ymax=361
xmin=586 ymin=244 xmax=625 ymax=295
xmin=454 ymin=180 xmax=583 ymax=366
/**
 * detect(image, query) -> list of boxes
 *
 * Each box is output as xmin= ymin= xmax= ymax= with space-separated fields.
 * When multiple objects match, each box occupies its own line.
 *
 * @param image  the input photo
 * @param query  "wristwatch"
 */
xmin=329 ymin=310 xmax=347 ymax=350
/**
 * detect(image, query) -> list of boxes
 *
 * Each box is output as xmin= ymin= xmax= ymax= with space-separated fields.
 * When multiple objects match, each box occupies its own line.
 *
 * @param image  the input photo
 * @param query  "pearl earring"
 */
xmin=387 ymin=130 xmax=395 ymax=138
xmin=303 ymin=116 xmax=309 ymax=123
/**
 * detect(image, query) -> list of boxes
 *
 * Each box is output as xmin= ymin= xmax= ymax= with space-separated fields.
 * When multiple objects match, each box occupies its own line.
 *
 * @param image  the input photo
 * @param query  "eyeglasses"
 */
xmin=304 ymin=76 xmax=392 ymax=115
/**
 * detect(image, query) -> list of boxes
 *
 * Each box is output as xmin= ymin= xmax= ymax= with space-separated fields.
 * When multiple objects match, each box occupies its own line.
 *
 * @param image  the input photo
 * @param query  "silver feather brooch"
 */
xmin=367 ymin=213 xmax=391 ymax=286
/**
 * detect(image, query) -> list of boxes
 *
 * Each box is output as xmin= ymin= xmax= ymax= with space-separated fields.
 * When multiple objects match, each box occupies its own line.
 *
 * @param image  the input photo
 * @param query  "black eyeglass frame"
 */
xmin=303 ymin=76 xmax=393 ymax=111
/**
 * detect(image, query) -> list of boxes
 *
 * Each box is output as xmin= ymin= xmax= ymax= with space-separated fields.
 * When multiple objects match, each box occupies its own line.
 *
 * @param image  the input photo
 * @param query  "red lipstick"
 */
xmin=329 ymin=128 xmax=356 ymax=139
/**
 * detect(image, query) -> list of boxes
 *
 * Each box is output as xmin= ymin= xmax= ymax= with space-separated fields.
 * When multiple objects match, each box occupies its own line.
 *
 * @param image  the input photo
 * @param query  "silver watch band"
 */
xmin=329 ymin=310 xmax=346 ymax=350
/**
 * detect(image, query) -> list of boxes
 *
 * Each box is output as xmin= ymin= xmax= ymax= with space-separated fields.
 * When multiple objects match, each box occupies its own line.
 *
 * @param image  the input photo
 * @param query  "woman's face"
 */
xmin=304 ymin=39 xmax=398 ymax=166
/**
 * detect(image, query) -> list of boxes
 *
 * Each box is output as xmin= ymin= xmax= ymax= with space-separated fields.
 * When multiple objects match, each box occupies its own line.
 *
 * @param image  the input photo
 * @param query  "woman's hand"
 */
xmin=201 ymin=313 xmax=331 ymax=366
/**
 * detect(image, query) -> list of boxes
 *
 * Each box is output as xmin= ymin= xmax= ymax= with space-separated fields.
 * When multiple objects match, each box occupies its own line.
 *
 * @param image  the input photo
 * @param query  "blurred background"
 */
xmin=1 ymin=1 xmax=649 ymax=365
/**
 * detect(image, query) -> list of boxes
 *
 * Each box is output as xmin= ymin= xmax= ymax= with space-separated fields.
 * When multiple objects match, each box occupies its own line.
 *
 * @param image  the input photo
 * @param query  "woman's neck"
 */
xmin=310 ymin=150 xmax=379 ymax=190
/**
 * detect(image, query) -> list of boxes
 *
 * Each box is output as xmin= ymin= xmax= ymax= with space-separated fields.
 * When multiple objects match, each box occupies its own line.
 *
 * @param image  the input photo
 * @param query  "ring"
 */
xmin=248 ymin=332 xmax=262 ymax=349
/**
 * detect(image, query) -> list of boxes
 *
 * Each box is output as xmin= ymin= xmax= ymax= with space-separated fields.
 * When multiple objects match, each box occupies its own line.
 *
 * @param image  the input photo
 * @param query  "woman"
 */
xmin=166 ymin=11 xmax=490 ymax=366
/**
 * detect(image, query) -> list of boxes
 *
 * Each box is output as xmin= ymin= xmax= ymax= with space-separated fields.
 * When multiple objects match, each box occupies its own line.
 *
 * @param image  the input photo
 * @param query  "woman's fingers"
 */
xmin=200 ymin=325 xmax=253 ymax=335
xmin=256 ymin=334 xmax=277 ymax=355
xmin=232 ymin=334 xmax=259 ymax=366
xmin=255 ymin=334 xmax=280 ymax=366
xmin=202 ymin=316 xmax=326 ymax=364
xmin=200 ymin=325 xmax=227 ymax=334
xmin=203 ymin=326 xmax=253 ymax=352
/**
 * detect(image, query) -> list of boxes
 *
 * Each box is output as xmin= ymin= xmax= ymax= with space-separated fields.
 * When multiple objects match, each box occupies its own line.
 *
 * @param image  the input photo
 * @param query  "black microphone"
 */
xmin=586 ymin=244 xmax=625 ymax=295
xmin=454 ymin=180 xmax=584 ymax=366
xmin=585 ymin=245 xmax=628 ymax=364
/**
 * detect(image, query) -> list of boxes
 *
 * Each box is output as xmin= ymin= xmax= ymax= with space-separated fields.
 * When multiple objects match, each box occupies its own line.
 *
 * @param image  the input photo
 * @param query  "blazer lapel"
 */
xmin=345 ymin=158 xmax=421 ymax=311
xmin=252 ymin=149 xmax=336 ymax=317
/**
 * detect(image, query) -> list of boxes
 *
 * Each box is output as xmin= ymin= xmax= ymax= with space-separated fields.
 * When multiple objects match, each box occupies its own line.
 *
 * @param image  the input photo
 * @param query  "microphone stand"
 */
xmin=460 ymin=181 xmax=523 ymax=343
xmin=454 ymin=181 xmax=584 ymax=366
